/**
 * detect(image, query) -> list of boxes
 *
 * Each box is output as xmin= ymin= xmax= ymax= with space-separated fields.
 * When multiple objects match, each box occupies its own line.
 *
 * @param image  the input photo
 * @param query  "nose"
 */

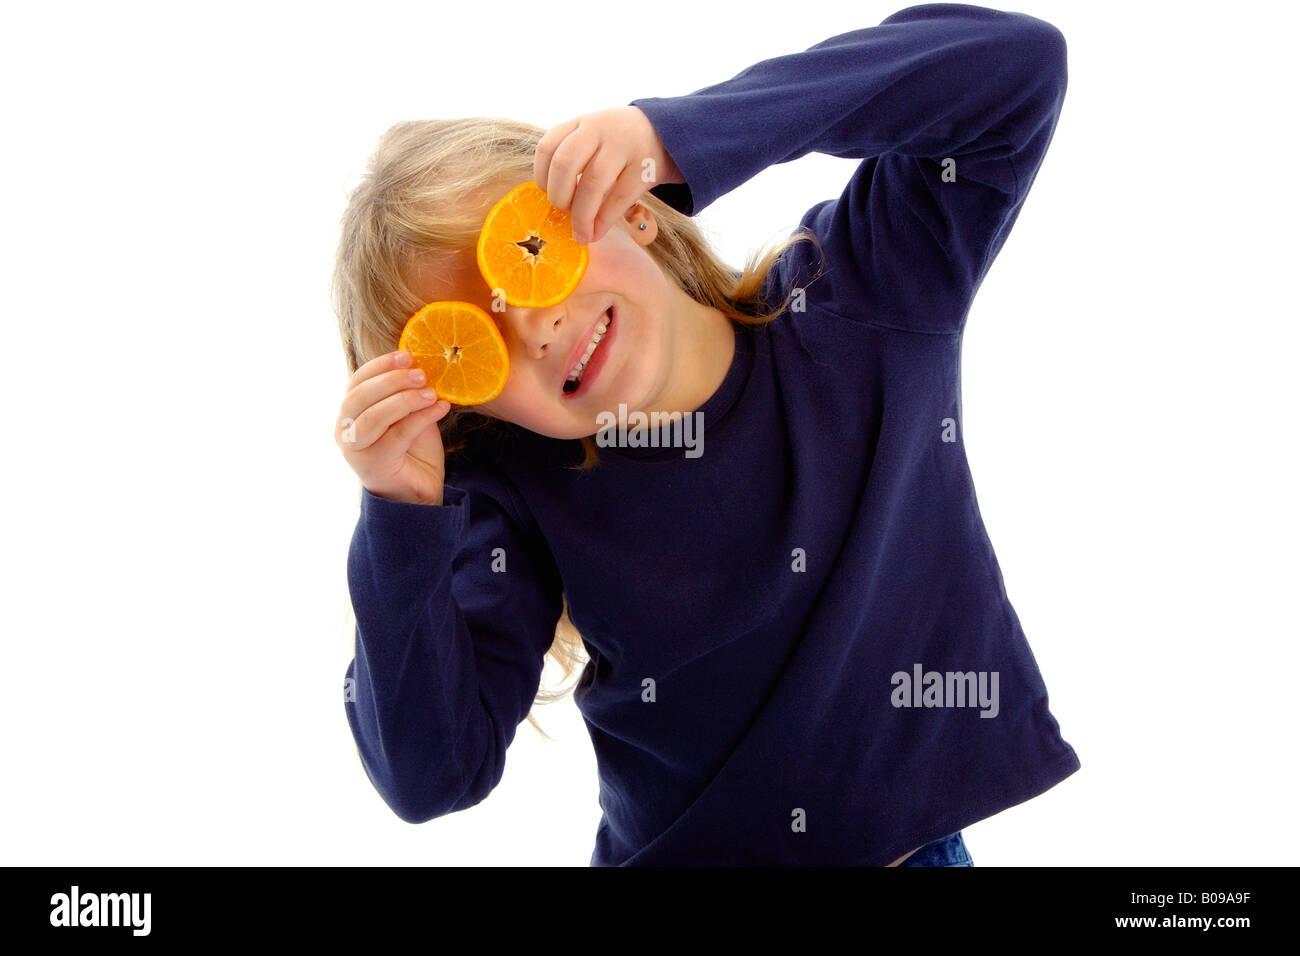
xmin=504 ymin=302 xmax=567 ymax=360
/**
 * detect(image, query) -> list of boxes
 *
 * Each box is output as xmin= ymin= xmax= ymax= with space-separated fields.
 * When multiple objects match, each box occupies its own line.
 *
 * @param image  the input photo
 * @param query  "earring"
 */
xmin=639 ymin=223 xmax=646 ymax=230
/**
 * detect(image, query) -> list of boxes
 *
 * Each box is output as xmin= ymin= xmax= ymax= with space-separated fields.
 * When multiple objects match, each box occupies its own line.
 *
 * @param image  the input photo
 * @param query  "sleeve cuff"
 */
xmin=629 ymin=97 xmax=709 ymax=217
xmin=359 ymin=483 xmax=470 ymax=549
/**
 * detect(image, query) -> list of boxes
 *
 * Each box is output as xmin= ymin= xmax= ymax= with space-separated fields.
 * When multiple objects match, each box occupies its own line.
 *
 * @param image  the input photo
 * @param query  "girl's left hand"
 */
xmin=533 ymin=106 xmax=684 ymax=245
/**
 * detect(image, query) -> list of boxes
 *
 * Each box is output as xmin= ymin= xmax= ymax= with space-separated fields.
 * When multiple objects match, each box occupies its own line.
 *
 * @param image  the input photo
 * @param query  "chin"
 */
xmin=519 ymin=418 xmax=587 ymax=441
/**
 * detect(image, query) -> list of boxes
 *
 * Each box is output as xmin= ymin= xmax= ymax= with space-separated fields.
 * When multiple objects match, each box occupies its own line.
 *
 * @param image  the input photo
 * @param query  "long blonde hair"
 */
xmin=332 ymin=117 xmax=826 ymax=736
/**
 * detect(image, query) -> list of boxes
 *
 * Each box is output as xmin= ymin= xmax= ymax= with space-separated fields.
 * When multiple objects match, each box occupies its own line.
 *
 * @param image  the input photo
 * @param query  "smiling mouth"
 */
xmin=562 ymin=306 xmax=614 ymax=394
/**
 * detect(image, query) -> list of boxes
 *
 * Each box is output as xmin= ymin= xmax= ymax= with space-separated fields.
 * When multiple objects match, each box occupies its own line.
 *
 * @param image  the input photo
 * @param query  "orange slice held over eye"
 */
xmin=398 ymin=301 xmax=510 ymax=406
xmin=476 ymin=180 xmax=589 ymax=308
xmin=396 ymin=181 xmax=585 ymax=405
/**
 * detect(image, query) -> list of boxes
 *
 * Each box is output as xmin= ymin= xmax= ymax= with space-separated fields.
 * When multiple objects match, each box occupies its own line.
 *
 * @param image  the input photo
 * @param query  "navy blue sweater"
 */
xmin=344 ymin=2 xmax=1080 ymax=866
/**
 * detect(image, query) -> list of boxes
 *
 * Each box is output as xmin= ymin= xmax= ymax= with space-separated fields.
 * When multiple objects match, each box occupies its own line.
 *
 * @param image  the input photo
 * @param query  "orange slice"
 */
xmin=476 ymin=181 xmax=588 ymax=308
xmin=398 ymin=301 xmax=509 ymax=406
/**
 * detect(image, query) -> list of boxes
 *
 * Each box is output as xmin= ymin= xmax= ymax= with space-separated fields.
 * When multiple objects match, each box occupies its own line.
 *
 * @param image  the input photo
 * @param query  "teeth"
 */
xmin=566 ymin=310 xmax=611 ymax=383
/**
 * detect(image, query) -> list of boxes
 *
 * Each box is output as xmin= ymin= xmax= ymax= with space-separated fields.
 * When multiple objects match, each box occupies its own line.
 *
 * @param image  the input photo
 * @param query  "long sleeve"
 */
xmin=629 ymin=3 xmax=1068 ymax=334
xmin=343 ymin=474 xmax=564 ymax=824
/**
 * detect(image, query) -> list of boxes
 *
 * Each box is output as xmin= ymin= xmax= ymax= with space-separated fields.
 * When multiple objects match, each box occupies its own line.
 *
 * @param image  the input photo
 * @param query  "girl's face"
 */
xmin=405 ymin=204 xmax=687 ymax=440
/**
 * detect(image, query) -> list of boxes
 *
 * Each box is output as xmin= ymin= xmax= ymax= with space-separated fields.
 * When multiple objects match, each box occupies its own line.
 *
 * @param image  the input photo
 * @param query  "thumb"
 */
xmin=407 ymin=398 xmax=450 ymax=461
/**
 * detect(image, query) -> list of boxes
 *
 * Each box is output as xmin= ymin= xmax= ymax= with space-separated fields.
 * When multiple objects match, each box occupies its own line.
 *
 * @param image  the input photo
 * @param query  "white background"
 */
xmin=3 ymin=0 xmax=1296 ymax=866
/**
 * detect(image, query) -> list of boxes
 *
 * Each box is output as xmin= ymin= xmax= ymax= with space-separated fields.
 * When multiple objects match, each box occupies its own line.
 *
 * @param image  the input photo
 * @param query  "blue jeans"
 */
xmin=897 ymin=831 xmax=973 ymax=867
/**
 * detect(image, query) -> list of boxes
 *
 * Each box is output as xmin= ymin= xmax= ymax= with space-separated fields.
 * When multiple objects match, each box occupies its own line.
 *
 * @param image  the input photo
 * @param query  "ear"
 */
xmin=626 ymin=204 xmax=657 ymax=243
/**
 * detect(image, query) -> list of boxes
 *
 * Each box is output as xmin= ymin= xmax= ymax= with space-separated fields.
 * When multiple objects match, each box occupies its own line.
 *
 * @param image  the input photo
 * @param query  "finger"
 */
xmin=339 ymin=364 xmax=434 ymax=438
xmin=589 ymin=164 xmax=647 ymax=244
xmin=337 ymin=380 xmax=441 ymax=453
xmin=542 ymin=128 xmax=598 ymax=214
xmin=345 ymin=348 xmax=411 ymax=395
xmin=369 ymin=396 xmax=451 ymax=462
xmin=534 ymin=118 xmax=581 ymax=196
xmin=568 ymin=152 xmax=628 ymax=245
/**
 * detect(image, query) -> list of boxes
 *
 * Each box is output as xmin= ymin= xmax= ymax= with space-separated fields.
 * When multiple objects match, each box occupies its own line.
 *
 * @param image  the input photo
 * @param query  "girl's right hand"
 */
xmin=533 ymin=105 xmax=684 ymax=246
xmin=335 ymin=350 xmax=453 ymax=506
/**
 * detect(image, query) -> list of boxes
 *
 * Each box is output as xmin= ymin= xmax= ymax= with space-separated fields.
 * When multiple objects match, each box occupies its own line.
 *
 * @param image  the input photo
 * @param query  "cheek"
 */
xmin=486 ymin=375 xmax=546 ymax=421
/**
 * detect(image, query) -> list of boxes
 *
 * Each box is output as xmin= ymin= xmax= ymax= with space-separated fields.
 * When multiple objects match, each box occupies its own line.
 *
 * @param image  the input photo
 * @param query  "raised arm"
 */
xmin=629 ymin=3 xmax=1068 ymax=333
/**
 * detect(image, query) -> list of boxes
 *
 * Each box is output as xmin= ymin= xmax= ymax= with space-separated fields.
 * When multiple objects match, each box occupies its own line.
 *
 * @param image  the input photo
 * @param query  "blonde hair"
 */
xmin=332 ymin=117 xmax=826 ymax=737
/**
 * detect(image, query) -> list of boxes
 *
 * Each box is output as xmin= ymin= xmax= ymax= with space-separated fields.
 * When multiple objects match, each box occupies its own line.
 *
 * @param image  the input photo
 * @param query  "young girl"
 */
xmin=333 ymin=2 xmax=1079 ymax=867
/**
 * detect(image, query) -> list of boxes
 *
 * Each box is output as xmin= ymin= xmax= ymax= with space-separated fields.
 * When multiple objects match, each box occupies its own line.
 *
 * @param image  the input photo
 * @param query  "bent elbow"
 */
xmin=368 ymin=742 xmax=505 ymax=825
xmin=1006 ymin=13 xmax=1068 ymax=98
